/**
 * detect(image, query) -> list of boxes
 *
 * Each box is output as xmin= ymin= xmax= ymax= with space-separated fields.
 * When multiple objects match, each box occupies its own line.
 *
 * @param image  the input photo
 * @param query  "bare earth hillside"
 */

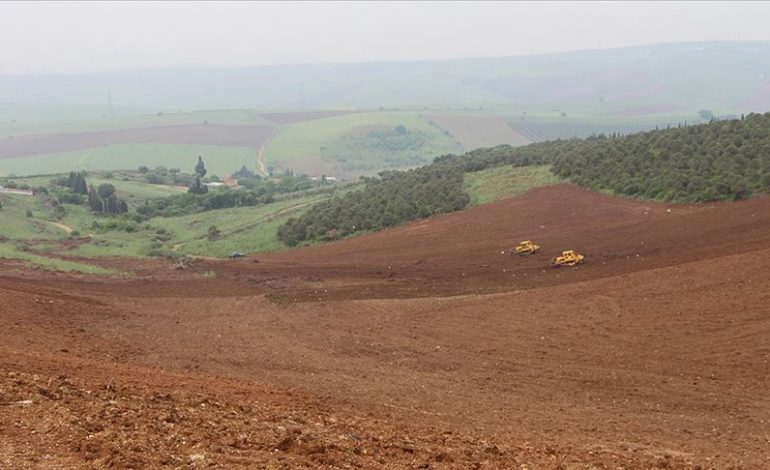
xmin=2 ymin=184 xmax=769 ymax=468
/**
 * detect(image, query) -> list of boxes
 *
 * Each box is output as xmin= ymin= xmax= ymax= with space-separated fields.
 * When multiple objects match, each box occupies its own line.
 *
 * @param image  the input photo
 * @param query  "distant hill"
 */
xmin=1 ymin=41 xmax=770 ymax=114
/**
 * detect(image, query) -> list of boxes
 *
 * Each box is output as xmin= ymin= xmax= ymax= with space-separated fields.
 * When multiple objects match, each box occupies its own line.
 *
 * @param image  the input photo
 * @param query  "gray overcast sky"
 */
xmin=1 ymin=1 xmax=769 ymax=74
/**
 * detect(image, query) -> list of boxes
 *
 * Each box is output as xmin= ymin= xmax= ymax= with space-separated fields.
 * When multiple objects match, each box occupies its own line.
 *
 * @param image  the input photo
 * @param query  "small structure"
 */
xmin=223 ymin=175 xmax=239 ymax=188
xmin=0 ymin=187 xmax=34 ymax=196
xmin=310 ymin=176 xmax=337 ymax=183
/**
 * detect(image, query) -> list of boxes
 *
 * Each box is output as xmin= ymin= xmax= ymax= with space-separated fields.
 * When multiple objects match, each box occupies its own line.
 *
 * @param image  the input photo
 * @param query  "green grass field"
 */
xmin=87 ymin=177 xmax=186 ymax=205
xmin=463 ymin=165 xmax=562 ymax=206
xmin=151 ymin=194 xmax=327 ymax=257
xmin=0 ymin=143 xmax=256 ymax=178
xmin=264 ymin=111 xmax=462 ymax=173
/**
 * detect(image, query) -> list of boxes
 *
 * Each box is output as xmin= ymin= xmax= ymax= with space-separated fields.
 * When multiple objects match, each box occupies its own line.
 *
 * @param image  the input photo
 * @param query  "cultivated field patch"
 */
xmin=0 ymin=124 xmax=273 ymax=159
xmin=0 ymin=143 xmax=257 ymax=177
xmin=426 ymin=112 xmax=531 ymax=150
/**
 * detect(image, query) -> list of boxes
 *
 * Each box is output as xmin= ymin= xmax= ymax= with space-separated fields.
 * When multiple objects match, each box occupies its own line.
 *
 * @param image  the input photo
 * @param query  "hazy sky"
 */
xmin=1 ymin=1 xmax=770 ymax=74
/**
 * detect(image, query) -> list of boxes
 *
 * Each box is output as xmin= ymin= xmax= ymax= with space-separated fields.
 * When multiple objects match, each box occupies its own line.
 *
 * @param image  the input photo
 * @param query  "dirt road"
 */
xmin=256 ymin=126 xmax=279 ymax=176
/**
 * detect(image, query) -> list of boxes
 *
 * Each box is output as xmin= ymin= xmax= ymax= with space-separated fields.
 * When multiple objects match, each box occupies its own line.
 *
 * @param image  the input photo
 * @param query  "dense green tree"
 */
xmin=88 ymin=183 xmax=127 ymax=215
xmin=97 ymin=183 xmax=115 ymax=199
xmin=65 ymin=171 xmax=88 ymax=194
xmin=194 ymin=156 xmax=207 ymax=178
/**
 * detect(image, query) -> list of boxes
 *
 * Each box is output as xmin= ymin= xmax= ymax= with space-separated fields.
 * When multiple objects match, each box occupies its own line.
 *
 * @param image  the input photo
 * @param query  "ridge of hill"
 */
xmin=1 ymin=41 xmax=769 ymax=112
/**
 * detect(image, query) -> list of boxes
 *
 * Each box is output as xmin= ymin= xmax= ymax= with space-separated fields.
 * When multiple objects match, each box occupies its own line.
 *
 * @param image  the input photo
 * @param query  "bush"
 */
xmin=207 ymin=225 xmax=221 ymax=241
xmin=59 ymin=193 xmax=86 ymax=205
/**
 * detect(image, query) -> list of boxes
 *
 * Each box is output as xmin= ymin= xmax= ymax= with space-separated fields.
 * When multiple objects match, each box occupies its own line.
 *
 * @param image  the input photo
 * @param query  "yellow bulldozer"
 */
xmin=511 ymin=240 xmax=540 ymax=255
xmin=551 ymin=250 xmax=585 ymax=266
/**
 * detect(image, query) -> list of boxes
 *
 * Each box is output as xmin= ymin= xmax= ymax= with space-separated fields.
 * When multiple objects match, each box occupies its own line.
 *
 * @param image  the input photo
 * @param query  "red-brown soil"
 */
xmin=2 ymin=185 xmax=769 ymax=468
xmin=0 ymin=124 xmax=274 ymax=159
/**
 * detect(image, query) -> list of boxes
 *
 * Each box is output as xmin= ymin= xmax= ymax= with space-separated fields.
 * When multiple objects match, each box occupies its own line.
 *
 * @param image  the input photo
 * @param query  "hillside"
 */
xmin=0 ymin=169 xmax=346 ymax=272
xmin=1 ymin=42 xmax=769 ymax=113
xmin=2 ymin=184 xmax=769 ymax=467
xmin=277 ymin=113 xmax=770 ymax=246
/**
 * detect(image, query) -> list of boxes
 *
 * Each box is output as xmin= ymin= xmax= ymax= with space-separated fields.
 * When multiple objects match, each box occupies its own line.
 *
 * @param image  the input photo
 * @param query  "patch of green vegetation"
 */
xmin=88 ymin=177 xmax=186 ymax=203
xmin=278 ymin=164 xmax=469 ymax=246
xmin=152 ymin=194 xmax=327 ymax=257
xmin=0 ymin=166 xmax=356 ymax=269
xmin=463 ymin=165 xmax=561 ymax=206
xmin=264 ymin=111 xmax=461 ymax=172
xmin=0 ymin=143 xmax=255 ymax=178
xmin=0 ymin=194 xmax=65 ymax=240
xmin=322 ymin=125 xmax=438 ymax=172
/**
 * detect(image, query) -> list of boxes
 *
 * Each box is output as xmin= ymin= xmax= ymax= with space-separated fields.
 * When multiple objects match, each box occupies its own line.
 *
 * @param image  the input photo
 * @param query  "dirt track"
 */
xmin=2 ymin=185 xmax=770 ymax=468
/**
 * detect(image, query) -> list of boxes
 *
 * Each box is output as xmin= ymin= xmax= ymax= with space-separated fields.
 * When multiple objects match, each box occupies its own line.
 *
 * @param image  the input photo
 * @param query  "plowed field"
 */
xmin=2 ymin=185 xmax=769 ymax=468
xmin=0 ymin=124 xmax=274 ymax=159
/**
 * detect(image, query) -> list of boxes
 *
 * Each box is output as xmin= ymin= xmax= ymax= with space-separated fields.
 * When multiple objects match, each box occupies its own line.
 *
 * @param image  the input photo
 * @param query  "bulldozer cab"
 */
xmin=551 ymin=250 xmax=585 ymax=266
xmin=512 ymin=240 xmax=540 ymax=255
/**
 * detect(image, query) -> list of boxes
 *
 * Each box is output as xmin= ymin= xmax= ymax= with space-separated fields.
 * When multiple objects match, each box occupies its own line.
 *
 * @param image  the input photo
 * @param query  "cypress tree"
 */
xmin=195 ymin=156 xmax=207 ymax=178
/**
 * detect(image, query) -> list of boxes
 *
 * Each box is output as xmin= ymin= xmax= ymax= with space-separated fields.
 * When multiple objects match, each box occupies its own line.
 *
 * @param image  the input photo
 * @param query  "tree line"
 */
xmin=549 ymin=113 xmax=770 ymax=202
xmin=277 ymin=163 xmax=469 ymax=246
xmin=55 ymin=172 xmax=128 ymax=215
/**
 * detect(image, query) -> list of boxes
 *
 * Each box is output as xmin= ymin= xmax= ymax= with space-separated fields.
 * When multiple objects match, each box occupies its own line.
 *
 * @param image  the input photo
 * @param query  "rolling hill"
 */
xmin=1 ymin=41 xmax=769 ymax=114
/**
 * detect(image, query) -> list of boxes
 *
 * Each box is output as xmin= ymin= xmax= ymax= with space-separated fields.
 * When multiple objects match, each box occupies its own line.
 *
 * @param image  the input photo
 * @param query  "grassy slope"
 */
xmin=0 ymin=193 xmax=117 ymax=274
xmin=463 ymin=165 xmax=561 ymax=206
xmin=0 ymin=143 xmax=256 ymax=178
xmin=264 ymin=111 xmax=462 ymax=169
xmin=152 ymin=194 xmax=327 ymax=257
xmin=87 ymin=178 xmax=187 ymax=208
xmin=0 ymin=194 xmax=63 ymax=240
